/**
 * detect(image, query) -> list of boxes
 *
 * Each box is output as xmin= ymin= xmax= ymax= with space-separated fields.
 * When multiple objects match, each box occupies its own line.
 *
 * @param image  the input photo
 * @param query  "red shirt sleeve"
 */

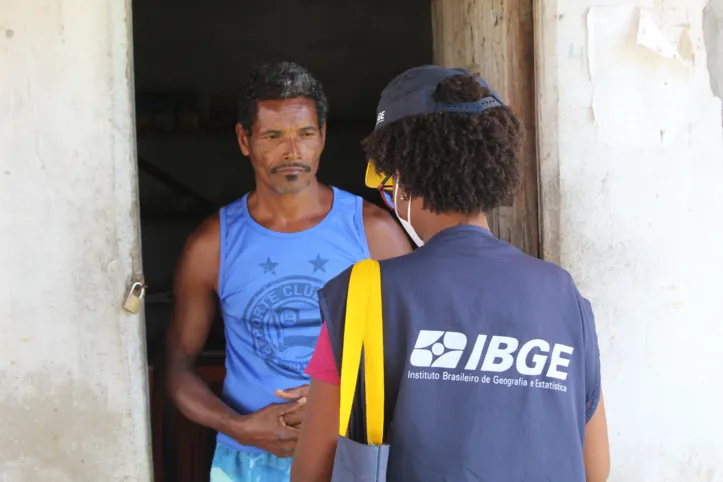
xmin=305 ymin=322 xmax=340 ymax=385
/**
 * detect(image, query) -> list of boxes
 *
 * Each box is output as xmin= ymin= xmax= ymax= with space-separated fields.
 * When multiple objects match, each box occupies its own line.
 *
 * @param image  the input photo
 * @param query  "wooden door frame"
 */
xmin=532 ymin=0 xmax=561 ymax=265
xmin=431 ymin=0 xmax=540 ymax=258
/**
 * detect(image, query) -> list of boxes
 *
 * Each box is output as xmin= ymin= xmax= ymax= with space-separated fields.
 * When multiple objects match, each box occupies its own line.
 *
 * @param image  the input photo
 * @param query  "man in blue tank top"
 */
xmin=164 ymin=61 xmax=412 ymax=482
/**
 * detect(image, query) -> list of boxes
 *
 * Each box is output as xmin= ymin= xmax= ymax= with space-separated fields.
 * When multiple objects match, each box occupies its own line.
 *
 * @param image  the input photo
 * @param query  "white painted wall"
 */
xmin=537 ymin=0 xmax=723 ymax=480
xmin=0 ymin=1 xmax=151 ymax=481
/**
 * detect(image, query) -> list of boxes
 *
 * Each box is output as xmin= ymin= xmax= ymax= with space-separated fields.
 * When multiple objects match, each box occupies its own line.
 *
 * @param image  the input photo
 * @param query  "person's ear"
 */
xmin=236 ymin=124 xmax=250 ymax=157
xmin=394 ymin=174 xmax=410 ymax=201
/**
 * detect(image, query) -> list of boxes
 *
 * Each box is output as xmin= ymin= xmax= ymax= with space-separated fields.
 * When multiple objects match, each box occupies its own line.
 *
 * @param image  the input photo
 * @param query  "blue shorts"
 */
xmin=210 ymin=443 xmax=292 ymax=482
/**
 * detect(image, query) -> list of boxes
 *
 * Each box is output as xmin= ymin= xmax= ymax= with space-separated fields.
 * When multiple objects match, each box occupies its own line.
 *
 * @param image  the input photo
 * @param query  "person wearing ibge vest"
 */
xmin=290 ymin=65 xmax=610 ymax=481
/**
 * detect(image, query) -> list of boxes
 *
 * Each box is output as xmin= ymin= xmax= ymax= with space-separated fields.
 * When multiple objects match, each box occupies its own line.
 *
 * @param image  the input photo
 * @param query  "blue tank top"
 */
xmin=216 ymin=186 xmax=370 ymax=453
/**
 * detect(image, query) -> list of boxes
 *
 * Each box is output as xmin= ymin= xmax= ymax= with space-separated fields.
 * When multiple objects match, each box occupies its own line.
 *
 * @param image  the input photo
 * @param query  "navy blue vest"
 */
xmin=319 ymin=225 xmax=601 ymax=481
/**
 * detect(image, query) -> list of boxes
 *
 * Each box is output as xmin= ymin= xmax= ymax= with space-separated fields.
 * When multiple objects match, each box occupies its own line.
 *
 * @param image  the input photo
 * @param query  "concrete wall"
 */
xmin=537 ymin=0 xmax=723 ymax=479
xmin=0 ymin=1 xmax=152 ymax=481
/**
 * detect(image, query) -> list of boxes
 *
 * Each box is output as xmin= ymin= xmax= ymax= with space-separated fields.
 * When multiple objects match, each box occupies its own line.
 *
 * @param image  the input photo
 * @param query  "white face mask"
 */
xmin=394 ymin=182 xmax=424 ymax=247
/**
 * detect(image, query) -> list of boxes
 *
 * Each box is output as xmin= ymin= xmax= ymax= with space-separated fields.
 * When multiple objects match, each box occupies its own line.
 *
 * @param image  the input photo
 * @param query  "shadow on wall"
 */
xmin=704 ymin=0 xmax=723 ymax=100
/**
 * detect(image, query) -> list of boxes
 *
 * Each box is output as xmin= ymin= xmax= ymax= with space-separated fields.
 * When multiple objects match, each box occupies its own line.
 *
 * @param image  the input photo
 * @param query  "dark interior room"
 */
xmin=132 ymin=1 xmax=433 ymax=480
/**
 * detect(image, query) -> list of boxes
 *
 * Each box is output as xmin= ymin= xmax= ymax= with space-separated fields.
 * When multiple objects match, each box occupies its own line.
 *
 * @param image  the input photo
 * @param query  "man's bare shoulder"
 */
xmin=362 ymin=200 xmax=396 ymax=229
xmin=176 ymin=213 xmax=221 ymax=285
xmin=186 ymin=213 xmax=220 ymax=251
xmin=361 ymin=200 xmax=412 ymax=260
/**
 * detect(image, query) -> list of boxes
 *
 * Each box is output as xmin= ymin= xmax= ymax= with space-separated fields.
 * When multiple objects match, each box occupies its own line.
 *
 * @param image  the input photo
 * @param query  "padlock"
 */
xmin=123 ymin=281 xmax=146 ymax=314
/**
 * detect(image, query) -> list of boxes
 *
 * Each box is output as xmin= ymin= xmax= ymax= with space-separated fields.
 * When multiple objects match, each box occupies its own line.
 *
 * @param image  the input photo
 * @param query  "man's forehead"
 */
xmin=255 ymin=98 xmax=317 ymax=121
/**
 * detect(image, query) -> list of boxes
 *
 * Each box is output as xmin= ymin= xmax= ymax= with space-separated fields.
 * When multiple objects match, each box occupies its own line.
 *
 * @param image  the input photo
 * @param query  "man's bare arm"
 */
xmin=165 ymin=214 xmax=307 ymax=457
xmin=164 ymin=214 xmax=240 ymax=433
xmin=584 ymin=391 xmax=610 ymax=482
xmin=363 ymin=201 xmax=413 ymax=261
xmin=290 ymin=378 xmax=340 ymax=482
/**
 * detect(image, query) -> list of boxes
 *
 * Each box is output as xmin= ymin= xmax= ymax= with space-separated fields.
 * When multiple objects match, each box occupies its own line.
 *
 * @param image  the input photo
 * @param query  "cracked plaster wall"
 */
xmin=0 ymin=1 xmax=151 ymax=480
xmin=539 ymin=0 xmax=723 ymax=480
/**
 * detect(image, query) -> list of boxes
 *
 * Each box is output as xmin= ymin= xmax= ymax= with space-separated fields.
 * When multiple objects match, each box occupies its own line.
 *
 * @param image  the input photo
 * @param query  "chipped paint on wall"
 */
xmin=586 ymin=5 xmax=697 ymax=147
xmin=704 ymin=0 xmax=723 ymax=98
xmin=540 ymin=0 xmax=723 ymax=480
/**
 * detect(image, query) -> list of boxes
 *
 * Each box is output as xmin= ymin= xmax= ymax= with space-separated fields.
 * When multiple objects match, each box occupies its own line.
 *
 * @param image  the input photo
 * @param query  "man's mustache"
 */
xmin=271 ymin=162 xmax=312 ymax=174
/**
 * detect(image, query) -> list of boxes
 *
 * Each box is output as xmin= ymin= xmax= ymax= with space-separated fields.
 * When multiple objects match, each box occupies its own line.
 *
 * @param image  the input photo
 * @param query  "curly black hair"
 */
xmin=238 ymin=61 xmax=329 ymax=136
xmin=362 ymin=74 xmax=523 ymax=214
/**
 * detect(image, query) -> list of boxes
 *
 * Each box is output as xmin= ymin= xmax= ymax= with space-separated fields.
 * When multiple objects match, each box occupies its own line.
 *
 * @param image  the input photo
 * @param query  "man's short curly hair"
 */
xmin=238 ymin=61 xmax=329 ymax=136
xmin=362 ymin=74 xmax=523 ymax=214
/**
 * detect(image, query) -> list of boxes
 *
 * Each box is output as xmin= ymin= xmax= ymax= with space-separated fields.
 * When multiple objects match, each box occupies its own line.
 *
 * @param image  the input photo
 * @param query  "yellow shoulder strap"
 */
xmin=338 ymin=259 xmax=385 ymax=445
xmin=363 ymin=259 xmax=384 ymax=445
xmin=338 ymin=261 xmax=368 ymax=439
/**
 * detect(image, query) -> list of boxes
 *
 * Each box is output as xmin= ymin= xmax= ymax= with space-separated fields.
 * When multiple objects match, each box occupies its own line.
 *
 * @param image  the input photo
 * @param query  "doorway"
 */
xmin=131 ymin=1 xmax=538 ymax=480
xmin=131 ymin=1 xmax=433 ymax=480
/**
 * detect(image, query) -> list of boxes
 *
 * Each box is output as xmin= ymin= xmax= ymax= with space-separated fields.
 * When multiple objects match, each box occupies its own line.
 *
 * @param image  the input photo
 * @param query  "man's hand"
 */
xmin=232 ymin=397 xmax=308 ymax=458
xmin=276 ymin=385 xmax=309 ymax=428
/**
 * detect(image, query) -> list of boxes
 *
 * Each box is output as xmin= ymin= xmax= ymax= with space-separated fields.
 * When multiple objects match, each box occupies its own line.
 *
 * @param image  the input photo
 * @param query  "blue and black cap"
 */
xmin=365 ymin=64 xmax=505 ymax=189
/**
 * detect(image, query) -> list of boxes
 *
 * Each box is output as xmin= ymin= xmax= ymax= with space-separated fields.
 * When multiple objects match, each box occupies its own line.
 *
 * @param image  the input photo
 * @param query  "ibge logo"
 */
xmin=410 ymin=330 xmax=468 ymax=368
xmin=408 ymin=328 xmax=575 ymax=392
xmin=376 ymin=111 xmax=385 ymax=125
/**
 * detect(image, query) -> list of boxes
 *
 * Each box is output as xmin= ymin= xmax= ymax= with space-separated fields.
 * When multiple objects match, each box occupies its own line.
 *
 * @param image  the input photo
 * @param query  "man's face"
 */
xmin=237 ymin=98 xmax=326 ymax=195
